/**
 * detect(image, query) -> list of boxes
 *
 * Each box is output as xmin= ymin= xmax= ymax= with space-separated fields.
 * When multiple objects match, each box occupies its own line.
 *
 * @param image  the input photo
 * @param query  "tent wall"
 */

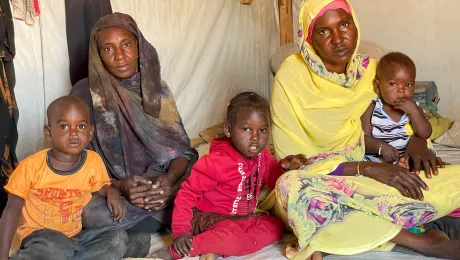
xmin=13 ymin=0 xmax=279 ymax=160
xmin=292 ymin=0 xmax=460 ymax=122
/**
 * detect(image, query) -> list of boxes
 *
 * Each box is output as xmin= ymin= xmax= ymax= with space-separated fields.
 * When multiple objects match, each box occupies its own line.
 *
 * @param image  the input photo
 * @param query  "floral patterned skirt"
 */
xmin=272 ymin=165 xmax=460 ymax=259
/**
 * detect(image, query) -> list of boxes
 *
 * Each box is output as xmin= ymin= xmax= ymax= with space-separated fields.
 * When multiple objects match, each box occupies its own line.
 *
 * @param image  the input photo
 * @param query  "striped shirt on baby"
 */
xmin=363 ymin=98 xmax=415 ymax=163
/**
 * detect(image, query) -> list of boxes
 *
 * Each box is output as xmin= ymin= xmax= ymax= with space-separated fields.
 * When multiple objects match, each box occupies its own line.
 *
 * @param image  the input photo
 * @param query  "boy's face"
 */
xmin=224 ymin=108 xmax=270 ymax=159
xmin=44 ymin=103 xmax=93 ymax=155
xmin=374 ymin=64 xmax=415 ymax=106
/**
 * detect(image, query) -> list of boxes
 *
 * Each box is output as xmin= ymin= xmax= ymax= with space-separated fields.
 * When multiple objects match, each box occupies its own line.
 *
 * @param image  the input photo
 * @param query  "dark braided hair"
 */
xmin=226 ymin=92 xmax=270 ymax=125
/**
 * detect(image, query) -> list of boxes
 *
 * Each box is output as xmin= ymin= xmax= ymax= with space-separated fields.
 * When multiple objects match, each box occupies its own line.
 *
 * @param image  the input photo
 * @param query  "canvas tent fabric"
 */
xmin=12 ymin=0 xmax=279 ymax=160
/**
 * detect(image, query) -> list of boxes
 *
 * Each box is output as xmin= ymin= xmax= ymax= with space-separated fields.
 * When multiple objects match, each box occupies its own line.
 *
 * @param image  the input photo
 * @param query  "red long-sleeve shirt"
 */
xmin=172 ymin=137 xmax=284 ymax=238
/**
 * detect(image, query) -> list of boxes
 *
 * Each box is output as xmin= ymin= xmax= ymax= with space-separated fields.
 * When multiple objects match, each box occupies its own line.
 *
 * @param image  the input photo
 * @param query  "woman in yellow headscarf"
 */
xmin=264 ymin=0 xmax=460 ymax=259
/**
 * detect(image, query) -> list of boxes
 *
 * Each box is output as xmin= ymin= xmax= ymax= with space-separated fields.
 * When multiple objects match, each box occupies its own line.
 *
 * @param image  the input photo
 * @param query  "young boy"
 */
xmin=361 ymin=52 xmax=444 ymax=169
xmin=154 ymin=92 xmax=310 ymax=260
xmin=0 ymin=96 xmax=128 ymax=260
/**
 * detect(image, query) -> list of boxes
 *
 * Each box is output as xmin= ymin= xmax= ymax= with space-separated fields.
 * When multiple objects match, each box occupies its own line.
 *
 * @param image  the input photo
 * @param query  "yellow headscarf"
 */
xmin=265 ymin=4 xmax=460 ymax=260
xmin=271 ymin=0 xmax=378 ymax=173
xmin=298 ymin=0 xmax=368 ymax=88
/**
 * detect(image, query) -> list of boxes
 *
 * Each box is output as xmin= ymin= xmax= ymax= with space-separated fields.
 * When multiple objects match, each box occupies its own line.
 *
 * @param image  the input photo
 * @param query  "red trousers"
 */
xmin=170 ymin=215 xmax=284 ymax=259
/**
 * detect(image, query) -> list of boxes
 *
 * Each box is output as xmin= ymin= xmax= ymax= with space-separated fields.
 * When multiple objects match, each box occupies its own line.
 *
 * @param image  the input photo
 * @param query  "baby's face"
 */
xmin=377 ymin=64 xmax=416 ymax=106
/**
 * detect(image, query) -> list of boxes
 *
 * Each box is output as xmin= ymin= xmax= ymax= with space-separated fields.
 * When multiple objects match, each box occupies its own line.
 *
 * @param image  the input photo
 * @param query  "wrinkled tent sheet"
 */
xmin=13 ymin=0 xmax=279 ymax=160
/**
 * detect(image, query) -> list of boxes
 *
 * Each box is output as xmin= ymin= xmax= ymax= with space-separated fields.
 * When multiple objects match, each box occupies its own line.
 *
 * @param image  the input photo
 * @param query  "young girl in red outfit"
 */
xmin=154 ymin=92 xmax=310 ymax=260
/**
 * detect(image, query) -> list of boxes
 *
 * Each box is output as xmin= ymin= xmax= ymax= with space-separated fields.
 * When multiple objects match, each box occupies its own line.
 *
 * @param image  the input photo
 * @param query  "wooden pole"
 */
xmin=279 ymin=0 xmax=293 ymax=46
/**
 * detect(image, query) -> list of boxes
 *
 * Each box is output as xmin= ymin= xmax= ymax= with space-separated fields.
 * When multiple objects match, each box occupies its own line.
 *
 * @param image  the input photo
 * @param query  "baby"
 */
xmin=361 ymin=52 xmax=442 ymax=169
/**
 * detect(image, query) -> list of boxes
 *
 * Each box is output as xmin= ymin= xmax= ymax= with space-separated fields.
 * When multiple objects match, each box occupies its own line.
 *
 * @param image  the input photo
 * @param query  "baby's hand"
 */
xmin=106 ymin=187 xmax=127 ymax=222
xmin=381 ymin=143 xmax=400 ymax=163
xmin=394 ymin=97 xmax=418 ymax=115
xmin=173 ymin=233 xmax=193 ymax=256
xmin=282 ymin=154 xmax=311 ymax=171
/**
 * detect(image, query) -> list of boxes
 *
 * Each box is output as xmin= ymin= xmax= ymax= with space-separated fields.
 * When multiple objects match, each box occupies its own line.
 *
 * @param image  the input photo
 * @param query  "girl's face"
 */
xmin=224 ymin=108 xmax=270 ymax=159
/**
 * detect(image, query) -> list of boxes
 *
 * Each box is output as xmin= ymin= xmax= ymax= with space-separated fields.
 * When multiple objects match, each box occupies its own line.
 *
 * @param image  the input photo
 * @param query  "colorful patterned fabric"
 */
xmin=271 ymin=170 xmax=460 ymax=259
xmin=262 ymin=0 xmax=460 ymax=259
xmin=0 ymin=59 xmax=18 ymax=179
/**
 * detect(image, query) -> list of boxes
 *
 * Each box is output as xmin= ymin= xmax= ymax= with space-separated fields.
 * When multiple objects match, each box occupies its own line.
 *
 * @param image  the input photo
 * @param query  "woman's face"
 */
xmin=311 ymin=8 xmax=357 ymax=74
xmin=98 ymin=27 xmax=139 ymax=79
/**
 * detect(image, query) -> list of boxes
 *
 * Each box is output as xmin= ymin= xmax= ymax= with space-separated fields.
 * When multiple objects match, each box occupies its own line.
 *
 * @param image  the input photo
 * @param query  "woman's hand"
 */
xmin=282 ymin=154 xmax=311 ymax=170
xmin=143 ymin=175 xmax=173 ymax=210
xmin=106 ymin=187 xmax=127 ymax=222
xmin=404 ymin=136 xmax=440 ymax=178
xmin=362 ymin=162 xmax=428 ymax=201
xmin=117 ymin=176 xmax=159 ymax=208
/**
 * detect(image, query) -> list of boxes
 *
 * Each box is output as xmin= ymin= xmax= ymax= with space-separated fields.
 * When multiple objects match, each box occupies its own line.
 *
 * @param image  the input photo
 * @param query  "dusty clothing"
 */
xmin=70 ymin=12 xmax=197 ymax=182
xmin=170 ymin=216 xmax=284 ymax=260
xmin=5 ymin=149 xmax=110 ymax=241
xmin=10 ymin=227 xmax=128 ymax=260
xmin=190 ymin=208 xmax=266 ymax=235
xmin=70 ymin=13 xmax=198 ymax=227
xmin=172 ymin=137 xmax=283 ymax=238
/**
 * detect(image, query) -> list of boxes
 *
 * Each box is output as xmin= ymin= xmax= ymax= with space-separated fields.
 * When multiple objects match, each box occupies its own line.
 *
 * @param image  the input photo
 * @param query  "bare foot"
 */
xmin=306 ymin=251 xmax=323 ymax=260
xmin=148 ymin=246 xmax=173 ymax=260
xmin=417 ymin=230 xmax=460 ymax=260
xmin=199 ymin=253 xmax=219 ymax=260
xmin=397 ymin=157 xmax=410 ymax=169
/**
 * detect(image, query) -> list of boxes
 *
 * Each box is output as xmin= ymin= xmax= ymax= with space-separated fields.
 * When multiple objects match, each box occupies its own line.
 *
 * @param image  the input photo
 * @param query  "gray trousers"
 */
xmin=11 ymin=226 xmax=128 ymax=260
xmin=424 ymin=216 xmax=460 ymax=240
xmin=82 ymin=194 xmax=171 ymax=231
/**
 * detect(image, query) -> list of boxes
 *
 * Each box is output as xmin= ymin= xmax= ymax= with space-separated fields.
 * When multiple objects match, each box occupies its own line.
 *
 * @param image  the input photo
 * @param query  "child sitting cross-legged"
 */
xmin=0 ymin=96 xmax=129 ymax=260
xmin=153 ymin=92 xmax=311 ymax=260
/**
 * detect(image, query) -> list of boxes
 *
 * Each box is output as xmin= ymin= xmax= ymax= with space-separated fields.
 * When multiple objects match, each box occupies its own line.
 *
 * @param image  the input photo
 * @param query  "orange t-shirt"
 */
xmin=5 ymin=149 xmax=110 ymax=241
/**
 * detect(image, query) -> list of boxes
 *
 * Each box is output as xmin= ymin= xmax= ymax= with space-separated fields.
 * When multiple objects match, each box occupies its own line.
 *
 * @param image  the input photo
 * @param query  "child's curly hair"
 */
xmin=376 ymin=52 xmax=416 ymax=79
xmin=226 ymin=92 xmax=270 ymax=125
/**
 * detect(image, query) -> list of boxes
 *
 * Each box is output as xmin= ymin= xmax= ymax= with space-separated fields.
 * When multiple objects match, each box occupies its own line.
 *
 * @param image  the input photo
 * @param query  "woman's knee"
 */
xmin=82 ymin=195 xmax=114 ymax=228
xmin=100 ymin=227 xmax=130 ymax=254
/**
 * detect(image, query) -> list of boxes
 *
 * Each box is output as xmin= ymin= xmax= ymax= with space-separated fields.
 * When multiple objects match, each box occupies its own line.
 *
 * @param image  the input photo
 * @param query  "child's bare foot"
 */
xmin=148 ymin=245 xmax=173 ymax=260
xmin=397 ymin=157 xmax=410 ymax=169
xmin=199 ymin=253 xmax=219 ymax=260
xmin=306 ymin=251 xmax=323 ymax=260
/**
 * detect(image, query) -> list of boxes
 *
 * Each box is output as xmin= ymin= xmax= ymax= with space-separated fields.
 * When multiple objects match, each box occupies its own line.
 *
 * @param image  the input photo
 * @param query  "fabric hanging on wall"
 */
xmin=0 ymin=0 xmax=17 ymax=215
xmin=11 ymin=0 xmax=40 ymax=25
xmin=65 ymin=0 xmax=112 ymax=86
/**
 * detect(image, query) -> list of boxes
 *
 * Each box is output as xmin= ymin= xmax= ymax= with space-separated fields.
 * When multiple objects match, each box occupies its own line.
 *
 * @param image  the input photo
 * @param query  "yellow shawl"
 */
xmin=264 ymin=2 xmax=460 ymax=259
xmin=272 ymin=0 xmax=377 ymax=174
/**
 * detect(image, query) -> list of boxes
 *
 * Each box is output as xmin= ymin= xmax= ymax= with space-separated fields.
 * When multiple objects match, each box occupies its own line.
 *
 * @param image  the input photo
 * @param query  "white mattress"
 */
xmin=126 ymin=232 xmax=441 ymax=260
xmin=433 ymin=143 xmax=460 ymax=165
